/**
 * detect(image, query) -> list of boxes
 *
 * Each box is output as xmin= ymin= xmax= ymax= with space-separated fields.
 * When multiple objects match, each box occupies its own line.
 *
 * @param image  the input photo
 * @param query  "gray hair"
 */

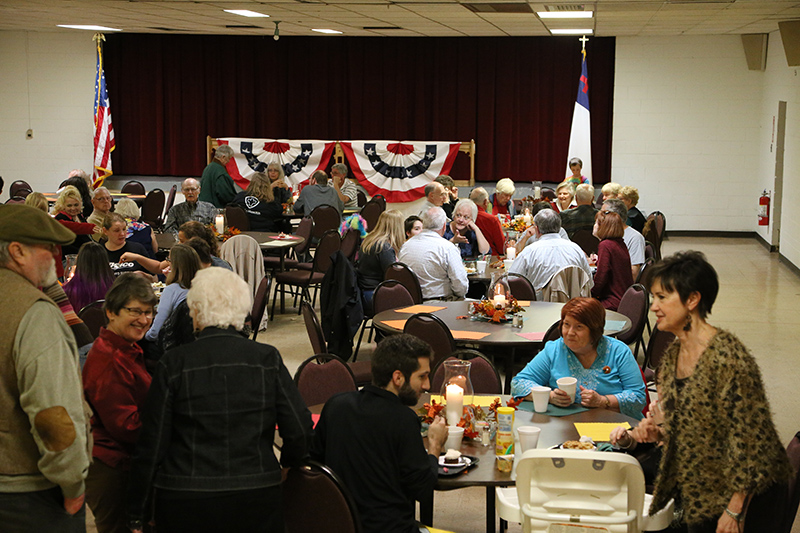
xmin=569 ymin=157 xmax=583 ymax=168
xmin=469 ymin=187 xmax=489 ymax=206
xmin=187 ymin=267 xmax=252 ymax=331
xmin=331 ymin=163 xmax=348 ymax=177
xmin=453 ymin=198 xmax=478 ymax=221
xmin=0 ymin=240 xmax=11 ymax=267
xmin=434 ymin=174 xmax=454 ymax=189
xmin=115 ymin=198 xmax=140 ymax=219
xmin=603 ymin=198 xmax=628 ymax=220
xmin=575 ymin=183 xmax=594 ymax=204
xmin=92 ymin=186 xmax=110 ymax=199
xmin=266 ymin=162 xmax=285 ymax=181
xmin=424 ymin=181 xmax=443 ymax=198
xmin=495 ymin=178 xmax=515 ymax=196
xmin=534 ymin=209 xmax=561 ymax=234
xmin=421 ymin=207 xmax=446 ymax=231
xmin=214 ymin=144 xmax=234 ymax=160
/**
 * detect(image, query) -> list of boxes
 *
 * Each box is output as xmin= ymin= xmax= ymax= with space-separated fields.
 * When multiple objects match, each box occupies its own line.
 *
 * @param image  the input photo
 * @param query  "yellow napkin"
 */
xmin=573 ymin=422 xmax=631 ymax=442
xmin=395 ymin=305 xmax=447 ymax=313
xmin=451 ymin=330 xmax=491 ymax=340
xmin=380 ymin=319 xmax=408 ymax=330
xmin=429 ymin=395 xmax=498 ymax=407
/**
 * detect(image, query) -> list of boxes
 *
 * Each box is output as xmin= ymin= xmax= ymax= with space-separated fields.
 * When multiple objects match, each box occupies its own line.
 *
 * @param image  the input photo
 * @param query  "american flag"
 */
xmin=93 ymin=34 xmax=115 ymax=189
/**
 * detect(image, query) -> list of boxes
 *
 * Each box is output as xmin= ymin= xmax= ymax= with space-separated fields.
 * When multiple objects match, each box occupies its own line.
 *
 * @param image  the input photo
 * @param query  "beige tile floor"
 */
xmin=87 ymin=236 xmax=800 ymax=532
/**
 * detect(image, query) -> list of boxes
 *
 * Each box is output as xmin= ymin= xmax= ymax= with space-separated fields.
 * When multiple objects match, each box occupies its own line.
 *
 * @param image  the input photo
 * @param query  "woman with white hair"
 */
xmin=555 ymin=182 xmax=577 ymax=212
xmin=126 ymin=268 xmax=313 ymax=533
xmin=489 ymin=177 xmax=517 ymax=217
xmin=444 ymin=198 xmax=491 ymax=258
xmin=115 ymin=198 xmax=158 ymax=258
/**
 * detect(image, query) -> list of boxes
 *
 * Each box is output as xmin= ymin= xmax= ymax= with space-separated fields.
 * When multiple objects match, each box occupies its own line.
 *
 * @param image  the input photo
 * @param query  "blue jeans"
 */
xmin=0 ymin=486 xmax=86 ymax=533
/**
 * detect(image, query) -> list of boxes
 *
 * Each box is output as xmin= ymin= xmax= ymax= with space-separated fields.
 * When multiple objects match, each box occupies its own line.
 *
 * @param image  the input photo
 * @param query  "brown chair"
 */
xmin=9 ymin=180 xmax=32 ymax=197
xmin=641 ymin=327 xmax=676 ymax=391
xmin=301 ymin=300 xmax=371 ymax=386
xmin=403 ymin=312 xmax=455 ymax=370
xmin=310 ymin=204 xmax=341 ymax=241
xmin=782 ymin=432 xmax=800 ymax=533
xmin=543 ymin=319 xmax=562 ymax=343
xmin=372 ymin=194 xmax=386 ymax=210
xmin=225 ymin=204 xmax=251 ymax=231
xmin=293 ymin=353 xmax=357 ymax=407
xmin=356 ymin=191 xmax=367 ymax=207
xmin=359 ymin=200 xmax=384 ymax=232
xmin=249 ymin=275 xmax=272 ymax=340
xmin=121 ymin=180 xmax=146 ymax=195
xmin=264 ymin=216 xmax=314 ymax=273
xmin=430 ymin=349 xmax=502 ymax=395
xmin=283 ymin=461 xmax=362 ymax=533
xmin=272 ymin=229 xmax=340 ymax=316
xmin=78 ymin=300 xmax=107 ymax=339
xmin=5 ymin=196 xmax=27 ymax=204
xmin=615 ymin=283 xmax=648 ymax=360
xmin=540 ymin=188 xmax=556 ymax=202
xmin=340 ymin=228 xmax=360 ymax=263
xmin=384 ymin=262 xmax=423 ymax=304
xmin=140 ymin=188 xmax=165 ymax=226
xmin=571 ymin=228 xmax=600 ymax=256
xmin=490 ymin=273 xmax=536 ymax=301
xmin=353 ymin=279 xmax=415 ymax=360
xmin=154 ymin=184 xmax=177 ymax=230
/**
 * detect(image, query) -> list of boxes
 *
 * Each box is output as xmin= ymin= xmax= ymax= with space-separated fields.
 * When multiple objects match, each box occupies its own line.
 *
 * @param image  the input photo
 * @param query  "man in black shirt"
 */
xmin=311 ymin=334 xmax=447 ymax=533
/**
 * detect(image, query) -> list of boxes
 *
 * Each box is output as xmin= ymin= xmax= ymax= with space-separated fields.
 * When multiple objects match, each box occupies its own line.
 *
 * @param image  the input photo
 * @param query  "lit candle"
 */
xmin=215 ymin=215 xmax=224 ymax=234
xmin=445 ymin=383 xmax=464 ymax=426
xmin=506 ymin=247 xmax=516 ymax=260
xmin=522 ymin=213 xmax=532 ymax=225
xmin=493 ymin=294 xmax=506 ymax=307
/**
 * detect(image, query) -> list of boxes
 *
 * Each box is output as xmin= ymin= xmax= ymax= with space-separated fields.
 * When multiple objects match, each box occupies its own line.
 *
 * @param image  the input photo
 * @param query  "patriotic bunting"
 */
xmin=218 ymin=138 xmax=336 ymax=190
xmin=341 ymin=141 xmax=460 ymax=203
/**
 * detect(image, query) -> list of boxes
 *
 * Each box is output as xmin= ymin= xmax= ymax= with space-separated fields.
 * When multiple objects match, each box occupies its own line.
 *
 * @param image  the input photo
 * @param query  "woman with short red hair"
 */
xmin=511 ymin=297 xmax=645 ymax=419
xmin=591 ymin=207 xmax=633 ymax=311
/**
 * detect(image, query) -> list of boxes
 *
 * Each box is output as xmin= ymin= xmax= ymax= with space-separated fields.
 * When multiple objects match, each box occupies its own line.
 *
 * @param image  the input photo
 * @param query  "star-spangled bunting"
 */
xmin=92 ymin=33 xmax=115 ymax=189
xmin=218 ymin=138 xmax=335 ymax=189
xmin=566 ymin=47 xmax=593 ymax=183
xmin=341 ymin=141 xmax=460 ymax=202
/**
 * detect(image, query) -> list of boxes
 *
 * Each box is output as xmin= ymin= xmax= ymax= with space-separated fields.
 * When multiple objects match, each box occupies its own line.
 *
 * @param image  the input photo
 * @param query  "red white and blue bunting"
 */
xmin=218 ymin=137 xmax=335 ymax=189
xmin=341 ymin=141 xmax=460 ymax=203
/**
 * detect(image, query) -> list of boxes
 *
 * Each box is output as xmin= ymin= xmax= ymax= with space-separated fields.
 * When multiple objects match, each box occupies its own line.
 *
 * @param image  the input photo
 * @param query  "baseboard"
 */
xmin=754 ymin=232 xmax=779 ymax=253
xmin=780 ymin=253 xmax=800 ymax=279
xmin=667 ymin=230 xmax=757 ymax=239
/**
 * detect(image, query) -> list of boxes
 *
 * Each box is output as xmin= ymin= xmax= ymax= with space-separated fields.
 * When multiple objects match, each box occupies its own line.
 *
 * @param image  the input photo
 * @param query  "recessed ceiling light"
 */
xmin=550 ymin=29 xmax=593 ymax=35
xmin=57 ymin=24 xmax=121 ymax=31
xmin=312 ymin=29 xmax=343 ymax=34
xmin=223 ymin=9 xmax=269 ymax=18
xmin=537 ymin=12 xmax=593 ymax=19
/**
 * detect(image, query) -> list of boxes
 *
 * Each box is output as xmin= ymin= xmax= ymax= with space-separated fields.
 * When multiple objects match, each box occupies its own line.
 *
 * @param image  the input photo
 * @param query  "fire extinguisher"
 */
xmin=758 ymin=190 xmax=770 ymax=226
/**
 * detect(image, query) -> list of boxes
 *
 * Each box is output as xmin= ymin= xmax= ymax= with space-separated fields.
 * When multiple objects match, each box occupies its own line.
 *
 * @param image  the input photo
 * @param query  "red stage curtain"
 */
xmin=104 ymin=35 xmax=615 ymax=183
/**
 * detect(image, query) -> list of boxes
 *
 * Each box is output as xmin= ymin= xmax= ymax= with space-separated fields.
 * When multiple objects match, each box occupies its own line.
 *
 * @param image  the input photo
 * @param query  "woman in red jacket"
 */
xmin=53 ymin=185 xmax=101 ymax=277
xmin=591 ymin=207 xmax=633 ymax=311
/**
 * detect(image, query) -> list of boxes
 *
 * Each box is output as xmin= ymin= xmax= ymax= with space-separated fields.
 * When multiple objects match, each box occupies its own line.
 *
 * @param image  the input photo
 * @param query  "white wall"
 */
xmin=612 ymin=35 xmax=765 ymax=232
xmin=0 ymin=31 xmax=95 ymax=198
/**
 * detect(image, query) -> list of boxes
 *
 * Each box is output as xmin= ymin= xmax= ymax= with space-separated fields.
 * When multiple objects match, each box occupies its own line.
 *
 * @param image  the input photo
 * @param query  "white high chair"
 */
xmin=495 ymin=449 xmax=673 ymax=533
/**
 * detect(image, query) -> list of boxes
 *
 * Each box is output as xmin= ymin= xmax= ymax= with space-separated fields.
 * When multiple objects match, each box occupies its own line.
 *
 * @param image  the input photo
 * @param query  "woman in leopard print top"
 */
xmin=632 ymin=251 xmax=791 ymax=533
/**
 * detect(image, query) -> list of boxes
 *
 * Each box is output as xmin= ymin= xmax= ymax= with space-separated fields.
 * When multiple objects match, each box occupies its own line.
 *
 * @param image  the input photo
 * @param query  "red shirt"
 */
xmin=475 ymin=205 xmax=506 ymax=256
xmin=83 ymin=327 xmax=152 ymax=468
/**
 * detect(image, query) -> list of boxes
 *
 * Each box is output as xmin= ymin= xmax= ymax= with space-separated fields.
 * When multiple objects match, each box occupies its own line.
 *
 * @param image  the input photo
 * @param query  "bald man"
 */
xmin=163 ymin=178 xmax=216 ymax=235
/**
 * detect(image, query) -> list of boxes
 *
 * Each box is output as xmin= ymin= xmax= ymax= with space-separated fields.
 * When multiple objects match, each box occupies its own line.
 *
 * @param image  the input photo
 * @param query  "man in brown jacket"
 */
xmin=0 ymin=204 xmax=92 ymax=532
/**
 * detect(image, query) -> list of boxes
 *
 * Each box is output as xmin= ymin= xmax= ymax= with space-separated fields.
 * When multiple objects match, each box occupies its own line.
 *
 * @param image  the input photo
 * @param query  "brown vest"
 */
xmin=0 ymin=268 xmax=58 ymax=475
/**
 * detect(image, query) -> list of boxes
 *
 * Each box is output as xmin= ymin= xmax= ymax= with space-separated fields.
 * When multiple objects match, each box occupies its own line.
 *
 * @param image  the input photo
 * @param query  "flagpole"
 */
xmin=92 ymin=32 xmax=115 ymax=189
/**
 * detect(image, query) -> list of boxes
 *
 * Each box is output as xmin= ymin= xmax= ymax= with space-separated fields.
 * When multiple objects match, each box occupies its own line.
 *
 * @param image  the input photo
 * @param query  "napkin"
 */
xmin=260 ymin=241 xmax=290 ymax=247
xmin=605 ymin=320 xmax=627 ymax=331
xmin=395 ymin=305 xmax=447 ymax=313
xmin=516 ymin=402 xmax=589 ymax=417
xmin=516 ymin=301 xmax=531 ymax=307
xmin=451 ymin=330 xmax=490 ymax=340
xmin=573 ymin=422 xmax=631 ymax=442
xmin=429 ymin=395 xmax=498 ymax=407
xmin=380 ymin=319 xmax=408 ymax=330
xmin=515 ymin=331 xmax=545 ymax=341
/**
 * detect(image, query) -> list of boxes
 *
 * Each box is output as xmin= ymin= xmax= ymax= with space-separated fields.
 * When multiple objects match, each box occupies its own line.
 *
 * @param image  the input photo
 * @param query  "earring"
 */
xmin=683 ymin=313 xmax=692 ymax=332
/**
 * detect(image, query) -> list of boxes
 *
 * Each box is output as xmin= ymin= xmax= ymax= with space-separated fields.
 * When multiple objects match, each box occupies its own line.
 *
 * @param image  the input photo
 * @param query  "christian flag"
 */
xmin=218 ymin=138 xmax=336 ymax=190
xmin=566 ymin=49 xmax=592 ymax=184
xmin=341 ymin=141 xmax=460 ymax=203
xmin=93 ymin=34 xmax=115 ymax=189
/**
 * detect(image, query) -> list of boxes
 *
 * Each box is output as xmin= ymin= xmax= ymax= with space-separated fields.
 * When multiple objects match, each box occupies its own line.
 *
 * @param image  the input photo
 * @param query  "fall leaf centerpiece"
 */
xmin=207 ymin=223 xmax=242 ymax=243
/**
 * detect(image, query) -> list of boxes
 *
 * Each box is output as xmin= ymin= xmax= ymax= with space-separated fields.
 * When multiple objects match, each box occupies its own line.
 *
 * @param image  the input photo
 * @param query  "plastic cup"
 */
xmin=503 ymin=259 xmax=513 ymax=270
xmin=445 ymin=426 xmax=465 ymax=451
xmin=516 ymin=426 xmax=541 ymax=453
xmin=476 ymin=260 xmax=487 ymax=273
xmin=531 ymin=386 xmax=551 ymax=413
xmin=496 ymin=454 xmax=514 ymax=473
xmin=556 ymin=377 xmax=578 ymax=403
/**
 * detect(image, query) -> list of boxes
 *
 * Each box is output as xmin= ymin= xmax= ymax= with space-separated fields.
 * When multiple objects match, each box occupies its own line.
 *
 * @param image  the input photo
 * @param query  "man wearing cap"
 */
xmin=0 ymin=205 xmax=92 ymax=531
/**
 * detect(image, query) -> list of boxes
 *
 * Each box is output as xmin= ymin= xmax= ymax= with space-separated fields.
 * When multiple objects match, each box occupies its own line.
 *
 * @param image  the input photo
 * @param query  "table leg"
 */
xmin=420 ymin=491 xmax=434 ymax=526
xmin=486 ymin=486 xmax=496 ymax=533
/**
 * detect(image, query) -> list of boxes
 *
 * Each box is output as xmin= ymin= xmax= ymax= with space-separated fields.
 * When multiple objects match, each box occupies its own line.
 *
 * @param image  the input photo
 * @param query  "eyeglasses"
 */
xmin=94 ymin=196 xmax=112 ymax=202
xmin=182 ymin=187 xmax=199 ymax=192
xmin=121 ymin=307 xmax=155 ymax=319
xmin=601 ymin=210 xmax=613 ymax=216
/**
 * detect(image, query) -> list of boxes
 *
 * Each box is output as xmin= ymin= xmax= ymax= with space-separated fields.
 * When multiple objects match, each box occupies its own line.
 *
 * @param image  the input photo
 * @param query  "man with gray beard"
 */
xmin=0 ymin=205 xmax=92 ymax=532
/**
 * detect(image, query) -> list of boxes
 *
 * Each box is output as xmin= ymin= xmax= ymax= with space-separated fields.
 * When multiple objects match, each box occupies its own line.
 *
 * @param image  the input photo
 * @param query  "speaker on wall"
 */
xmin=741 ymin=34 xmax=768 ymax=71
xmin=778 ymin=21 xmax=800 ymax=67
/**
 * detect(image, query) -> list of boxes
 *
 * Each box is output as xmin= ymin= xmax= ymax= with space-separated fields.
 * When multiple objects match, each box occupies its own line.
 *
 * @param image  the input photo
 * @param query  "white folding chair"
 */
xmin=496 ymin=449 xmax=673 ymax=533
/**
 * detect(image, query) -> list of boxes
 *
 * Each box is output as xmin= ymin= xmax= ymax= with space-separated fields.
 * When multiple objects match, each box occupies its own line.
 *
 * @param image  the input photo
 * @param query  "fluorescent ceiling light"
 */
xmin=57 ymin=24 xmax=121 ymax=31
xmin=224 ymin=9 xmax=269 ymax=18
xmin=550 ymin=29 xmax=594 ymax=35
xmin=312 ymin=29 xmax=343 ymax=34
xmin=537 ymin=12 xmax=593 ymax=19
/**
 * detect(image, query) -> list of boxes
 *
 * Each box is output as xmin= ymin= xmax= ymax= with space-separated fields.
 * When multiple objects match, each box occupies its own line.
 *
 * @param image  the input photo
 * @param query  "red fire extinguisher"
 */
xmin=758 ymin=190 xmax=770 ymax=226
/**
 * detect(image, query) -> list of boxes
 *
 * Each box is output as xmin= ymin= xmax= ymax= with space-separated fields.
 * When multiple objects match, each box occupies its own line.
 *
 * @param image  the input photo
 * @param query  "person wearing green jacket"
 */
xmin=199 ymin=144 xmax=237 ymax=208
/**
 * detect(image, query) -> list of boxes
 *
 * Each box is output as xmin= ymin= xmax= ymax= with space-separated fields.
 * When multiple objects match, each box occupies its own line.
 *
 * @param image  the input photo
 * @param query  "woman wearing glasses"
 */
xmin=82 ymin=274 xmax=158 ymax=533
